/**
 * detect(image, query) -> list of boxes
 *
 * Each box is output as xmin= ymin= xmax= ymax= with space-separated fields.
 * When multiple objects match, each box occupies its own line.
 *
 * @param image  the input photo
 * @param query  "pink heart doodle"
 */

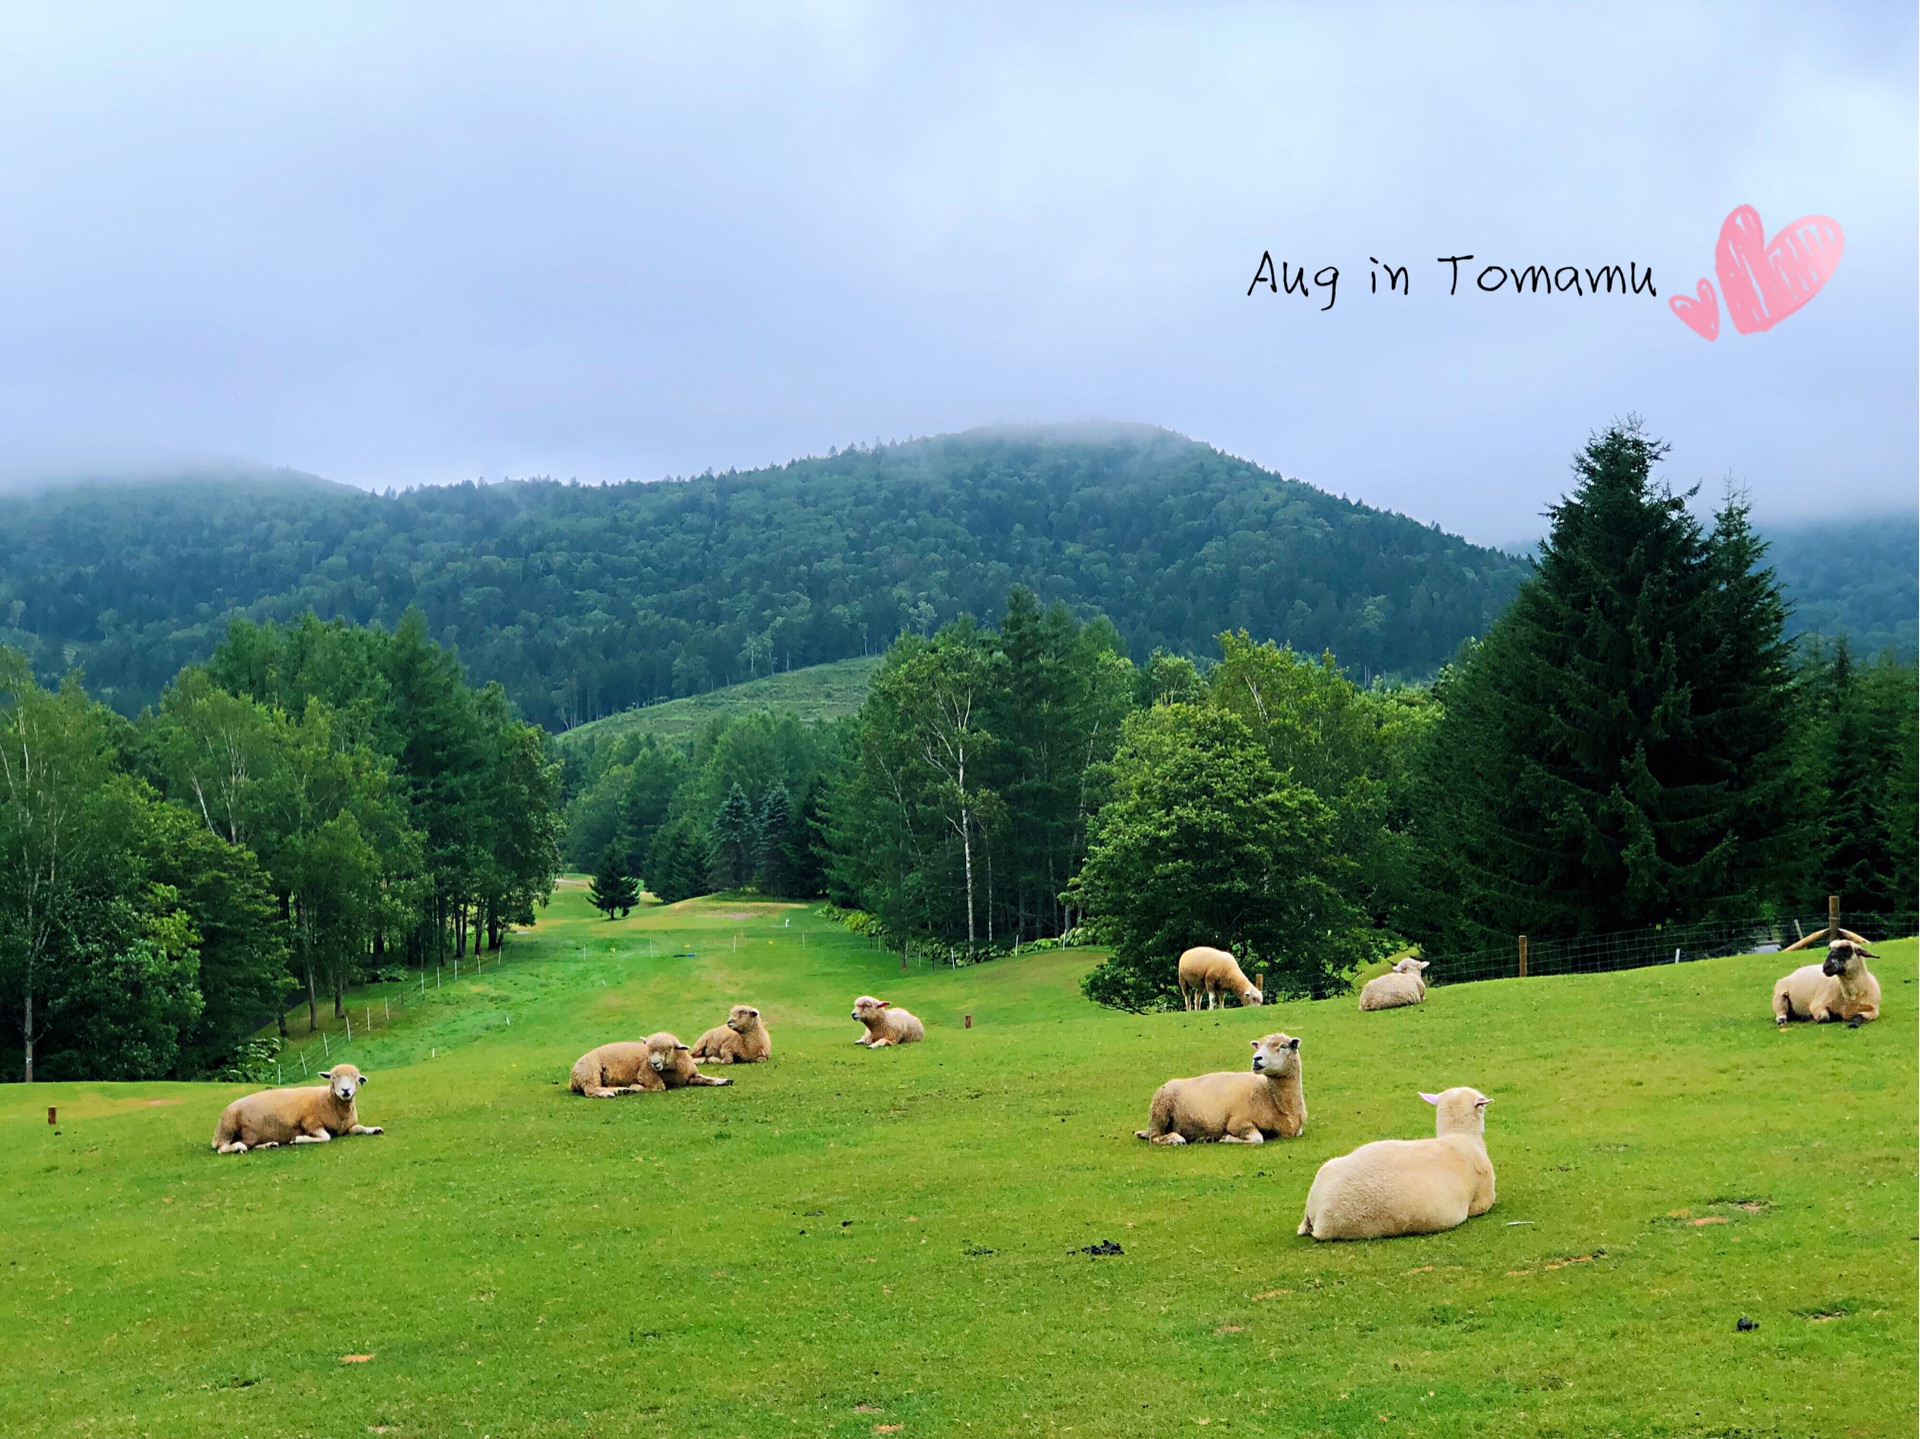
xmin=1713 ymin=205 xmax=1844 ymax=335
xmin=1669 ymin=278 xmax=1719 ymax=342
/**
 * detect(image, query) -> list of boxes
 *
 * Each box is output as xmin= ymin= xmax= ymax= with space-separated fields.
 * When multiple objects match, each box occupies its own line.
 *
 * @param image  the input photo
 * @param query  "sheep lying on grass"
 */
xmin=1298 ymin=1086 xmax=1494 ymax=1240
xmin=851 ymin=995 xmax=924 ymax=1047
xmin=691 ymin=1004 xmax=772 ymax=1064
xmin=1135 ymin=1033 xmax=1305 ymax=1145
xmin=212 ymin=1065 xmax=382 ymax=1153
xmin=1359 ymin=957 xmax=1431 ymax=1012
xmin=569 ymin=1035 xmax=735 ymax=1096
xmin=1773 ymin=939 xmax=1882 ymax=1028
xmin=1177 ymin=946 xmax=1263 ymax=1010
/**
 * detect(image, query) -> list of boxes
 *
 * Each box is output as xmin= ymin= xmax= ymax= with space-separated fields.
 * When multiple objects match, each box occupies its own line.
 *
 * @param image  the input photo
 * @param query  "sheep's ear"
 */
xmin=878 ymin=1000 xmax=891 ymax=1008
xmin=675 ymin=1043 xmax=690 ymax=1051
xmin=357 ymin=1074 xmax=369 ymax=1084
xmin=1418 ymin=1092 xmax=1441 ymax=1105
xmin=1249 ymin=1039 xmax=1260 ymax=1048
xmin=1859 ymin=947 xmax=1879 ymax=959
xmin=1474 ymin=1096 xmax=1492 ymax=1109
xmin=1287 ymin=1037 xmax=1300 ymax=1050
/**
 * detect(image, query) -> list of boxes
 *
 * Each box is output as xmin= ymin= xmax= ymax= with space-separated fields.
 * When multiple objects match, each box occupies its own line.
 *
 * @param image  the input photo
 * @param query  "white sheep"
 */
xmin=1773 ymin=939 xmax=1882 ymax=1028
xmin=211 ymin=1065 xmax=382 ymax=1153
xmin=1298 ymin=1087 xmax=1495 ymax=1241
xmin=851 ymin=995 xmax=925 ymax=1047
xmin=1358 ymin=957 xmax=1430 ymax=1012
xmin=1135 ymin=1032 xmax=1305 ymax=1144
xmin=1176 ymin=946 xmax=1263 ymax=1010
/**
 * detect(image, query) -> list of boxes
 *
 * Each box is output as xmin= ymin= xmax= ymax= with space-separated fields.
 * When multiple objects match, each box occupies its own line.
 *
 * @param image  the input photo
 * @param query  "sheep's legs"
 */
xmin=680 ymin=1072 xmax=734 ymax=1086
xmin=216 ymin=1141 xmax=248 ymax=1154
xmin=291 ymin=1130 xmax=332 ymax=1144
xmin=348 ymin=1124 xmax=384 ymax=1135
xmin=1846 ymin=1010 xmax=1876 ymax=1028
xmin=1147 ymin=1131 xmax=1188 ymax=1145
xmin=1219 ymin=1128 xmax=1265 ymax=1144
xmin=579 ymin=1084 xmax=627 ymax=1098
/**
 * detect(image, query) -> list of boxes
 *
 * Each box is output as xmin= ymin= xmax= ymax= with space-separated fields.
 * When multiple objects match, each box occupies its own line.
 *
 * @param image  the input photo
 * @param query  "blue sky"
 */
xmin=0 ymin=3 xmax=1912 ymax=542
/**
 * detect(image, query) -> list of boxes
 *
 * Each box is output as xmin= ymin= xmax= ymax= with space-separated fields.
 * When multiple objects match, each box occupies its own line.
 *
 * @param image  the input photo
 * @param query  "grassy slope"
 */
xmin=558 ymin=656 xmax=882 ymax=747
xmin=1 ymin=892 xmax=1913 ymax=1439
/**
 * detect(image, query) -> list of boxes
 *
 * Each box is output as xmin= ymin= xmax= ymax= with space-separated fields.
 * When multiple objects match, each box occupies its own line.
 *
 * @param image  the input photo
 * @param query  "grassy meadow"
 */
xmin=1 ymin=884 xmax=1914 ymax=1439
xmin=559 ymin=657 xmax=882 ymax=748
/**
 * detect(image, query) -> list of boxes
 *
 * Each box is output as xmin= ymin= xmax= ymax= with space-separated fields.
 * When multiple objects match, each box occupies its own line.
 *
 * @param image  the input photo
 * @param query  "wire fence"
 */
xmin=1420 ymin=910 xmax=1919 ymax=987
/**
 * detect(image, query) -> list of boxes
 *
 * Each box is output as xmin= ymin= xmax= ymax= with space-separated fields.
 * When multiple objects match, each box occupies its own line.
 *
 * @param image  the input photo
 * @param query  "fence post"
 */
xmin=1828 ymin=894 xmax=1840 ymax=946
xmin=1517 ymin=935 xmax=1529 ymax=979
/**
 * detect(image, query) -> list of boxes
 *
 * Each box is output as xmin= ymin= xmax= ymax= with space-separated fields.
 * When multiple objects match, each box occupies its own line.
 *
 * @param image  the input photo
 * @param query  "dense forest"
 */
xmin=559 ymin=423 xmax=1917 ymax=1008
xmin=0 ymin=426 xmax=1526 ymax=727
xmin=0 ymin=613 xmax=562 ymax=1082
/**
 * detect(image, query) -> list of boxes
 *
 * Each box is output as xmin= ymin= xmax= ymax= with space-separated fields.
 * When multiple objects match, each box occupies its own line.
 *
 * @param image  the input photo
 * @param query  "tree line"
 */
xmin=559 ymin=423 xmax=1917 ymax=1008
xmin=0 ymin=612 xmax=561 ymax=1082
xmin=0 ymin=427 xmax=1526 ymax=728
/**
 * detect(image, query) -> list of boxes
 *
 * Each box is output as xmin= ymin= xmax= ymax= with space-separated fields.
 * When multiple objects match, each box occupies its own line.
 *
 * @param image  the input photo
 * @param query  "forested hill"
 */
xmin=0 ymin=426 xmax=1525 ymax=728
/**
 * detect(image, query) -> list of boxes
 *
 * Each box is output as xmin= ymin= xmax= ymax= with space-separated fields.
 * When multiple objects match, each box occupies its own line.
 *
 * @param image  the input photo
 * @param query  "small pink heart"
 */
xmin=1714 ymin=205 xmax=1844 ymax=335
xmin=1670 ymin=278 xmax=1719 ymax=341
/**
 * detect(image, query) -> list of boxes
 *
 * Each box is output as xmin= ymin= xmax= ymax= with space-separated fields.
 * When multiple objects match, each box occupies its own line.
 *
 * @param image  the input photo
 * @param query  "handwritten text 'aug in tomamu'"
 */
xmin=1246 ymin=254 xmax=1658 ymax=310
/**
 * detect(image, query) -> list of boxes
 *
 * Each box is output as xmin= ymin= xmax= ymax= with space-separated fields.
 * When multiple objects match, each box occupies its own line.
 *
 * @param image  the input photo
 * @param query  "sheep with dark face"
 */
xmin=1773 ymin=939 xmax=1881 ymax=1028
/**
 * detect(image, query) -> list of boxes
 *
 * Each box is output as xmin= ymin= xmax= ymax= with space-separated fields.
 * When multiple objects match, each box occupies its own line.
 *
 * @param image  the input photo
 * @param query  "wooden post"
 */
xmin=47 ymin=1106 xmax=56 ymax=1126
xmin=1828 ymin=894 xmax=1840 ymax=947
xmin=1255 ymin=973 xmax=1265 ymax=995
xmin=964 ymin=1014 xmax=973 ymax=1029
xmin=1517 ymin=935 xmax=1529 ymax=979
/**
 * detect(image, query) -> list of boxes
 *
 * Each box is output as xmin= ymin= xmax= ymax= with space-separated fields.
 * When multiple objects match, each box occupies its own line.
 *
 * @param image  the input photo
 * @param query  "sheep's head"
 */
xmin=1420 ymin=1087 xmax=1491 ymax=1137
xmin=1239 ymin=984 xmax=1265 ymax=1006
xmin=1392 ymin=957 xmax=1431 ymax=976
xmin=1823 ymin=939 xmax=1876 ymax=977
xmin=1250 ymin=1032 xmax=1300 ymax=1078
xmin=851 ymin=995 xmax=889 ymax=1025
xmin=726 ymin=1004 xmax=762 ymax=1034
xmin=645 ymin=1033 xmax=691 ymax=1073
xmin=321 ymin=1065 xmax=366 ymax=1103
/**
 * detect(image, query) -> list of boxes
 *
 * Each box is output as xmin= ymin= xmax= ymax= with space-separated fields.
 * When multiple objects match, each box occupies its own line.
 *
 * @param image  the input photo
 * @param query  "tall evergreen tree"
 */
xmin=754 ymin=783 xmax=792 ymax=894
xmin=587 ymin=848 xmax=639 ymax=919
xmin=1409 ymin=422 xmax=1800 ymax=943
xmin=709 ymin=784 xmax=757 ymax=891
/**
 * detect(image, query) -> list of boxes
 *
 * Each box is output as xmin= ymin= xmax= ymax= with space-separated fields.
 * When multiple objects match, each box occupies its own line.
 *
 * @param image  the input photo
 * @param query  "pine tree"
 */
xmin=645 ymin=815 xmax=710 ymax=905
xmin=754 ymin=783 xmax=791 ymax=894
xmin=709 ymin=784 xmax=756 ymax=891
xmin=588 ymin=848 xmax=638 ymax=919
xmin=1413 ymin=422 xmax=1800 ymax=942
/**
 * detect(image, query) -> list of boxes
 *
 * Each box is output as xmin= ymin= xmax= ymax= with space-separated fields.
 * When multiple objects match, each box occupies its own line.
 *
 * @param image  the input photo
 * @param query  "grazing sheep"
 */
xmin=1298 ymin=1087 xmax=1495 ymax=1241
xmin=1177 ymin=946 xmax=1264 ymax=1010
xmin=1135 ymin=1032 xmax=1305 ymax=1145
xmin=211 ymin=1065 xmax=382 ymax=1153
xmin=1359 ymin=957 xmax=1431 ymax=1012
xmin=850 ymin=995 xmax=925 ymax=1047
xmin=691 ymin=1004 xmax=772 ymax=1064
xmin=1773 ymin=940 xmax=1882 ymax=1028
xmin=569 ymin=1035 xmax=735 ymax=1096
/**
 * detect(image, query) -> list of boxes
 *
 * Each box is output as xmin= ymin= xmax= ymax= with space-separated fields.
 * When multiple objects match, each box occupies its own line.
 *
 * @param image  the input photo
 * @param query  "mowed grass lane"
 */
xmin=1 ymin=889 xmax=1913 ymax=1439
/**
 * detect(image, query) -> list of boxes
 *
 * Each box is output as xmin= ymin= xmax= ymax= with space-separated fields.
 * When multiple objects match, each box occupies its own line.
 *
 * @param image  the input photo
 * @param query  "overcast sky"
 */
xmin=0 ymin=3 xmax=1912 ymax=543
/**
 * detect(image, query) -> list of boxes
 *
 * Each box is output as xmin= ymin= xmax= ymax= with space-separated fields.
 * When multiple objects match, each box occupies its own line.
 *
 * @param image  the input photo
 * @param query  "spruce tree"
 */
xmin=754 ymin=783 xmax=791 ymax=894
xmin=709 ymin=784 xmax=756 ymax=891
xmin=1416 ymin=422 xmax=1799 ymax=941
xmin=588 ymin=848 xmax=638 ymax=919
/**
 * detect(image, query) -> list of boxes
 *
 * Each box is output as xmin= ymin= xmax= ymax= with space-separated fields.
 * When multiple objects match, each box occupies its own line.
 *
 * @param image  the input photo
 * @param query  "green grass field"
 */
xmin=3 ymin=887 xmax=1914 ymax=1439
xmin=559 ymin=657 xmax=882 ymax=748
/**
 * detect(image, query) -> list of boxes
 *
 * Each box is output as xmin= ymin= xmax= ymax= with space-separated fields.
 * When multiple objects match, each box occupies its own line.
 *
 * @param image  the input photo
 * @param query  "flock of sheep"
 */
xmin=207 ymin=934 xmax=1884 ymax=1244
